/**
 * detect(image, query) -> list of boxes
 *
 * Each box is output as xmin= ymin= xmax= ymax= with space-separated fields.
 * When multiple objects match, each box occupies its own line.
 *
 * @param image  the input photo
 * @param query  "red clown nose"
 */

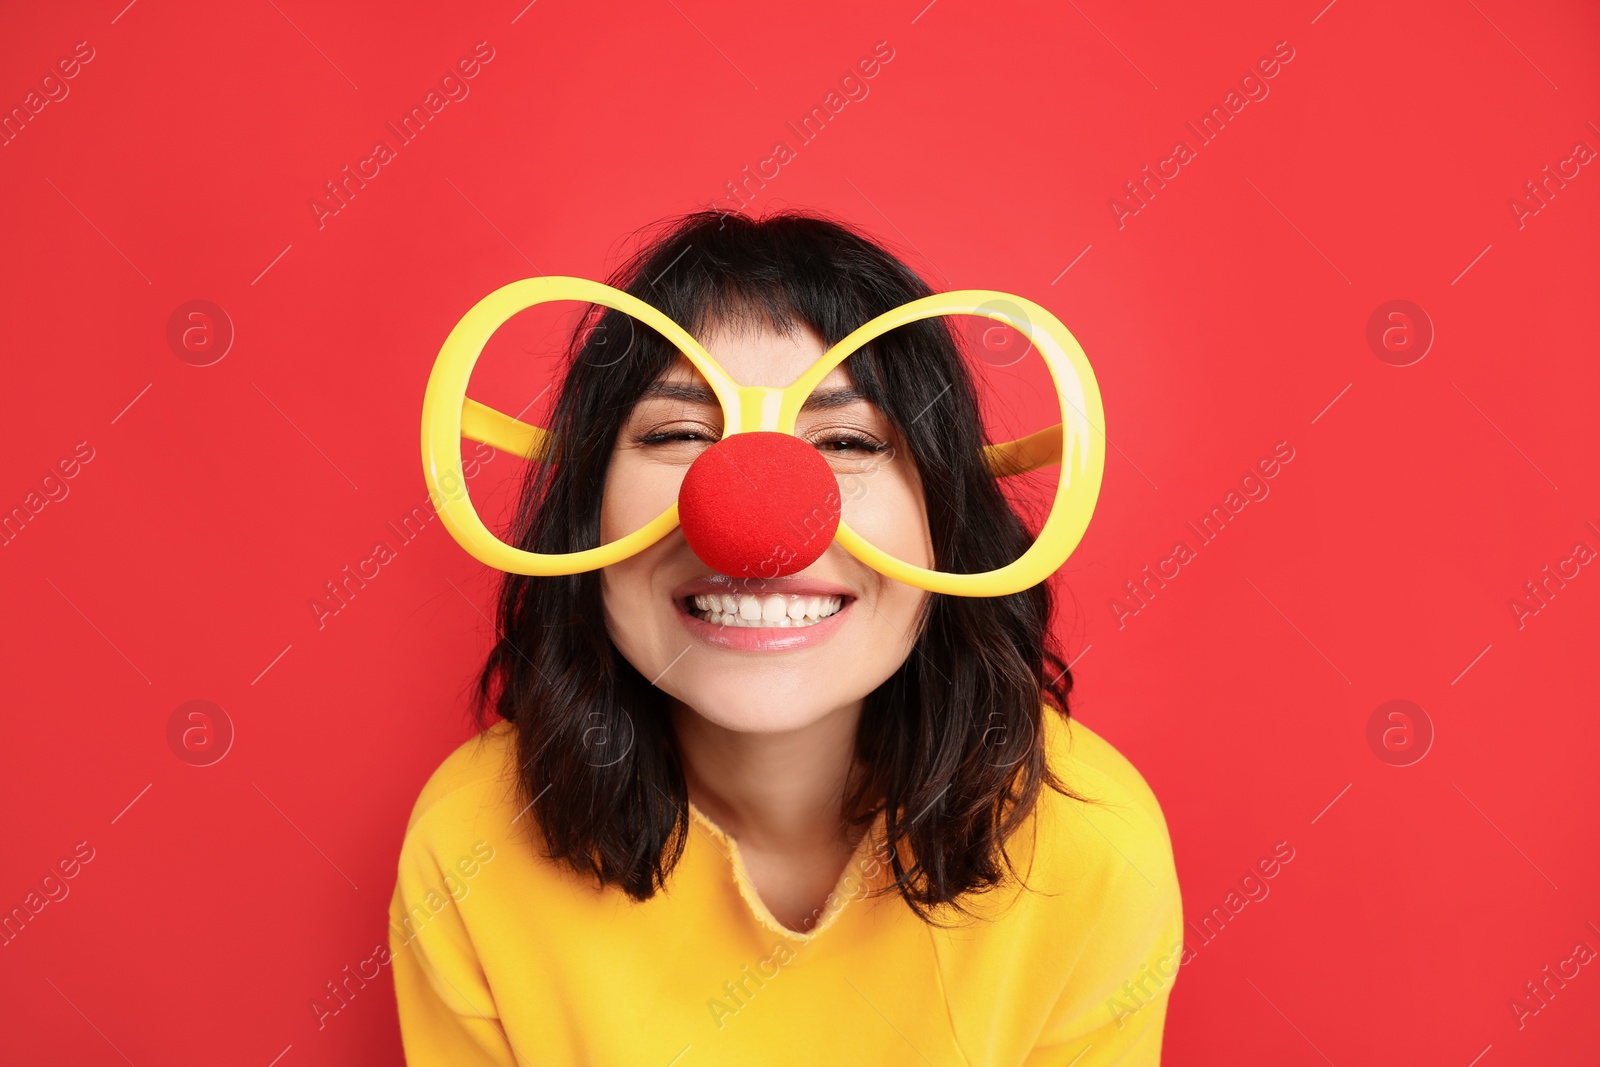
xmin=677 ymin=432 xmax=842 ymax=579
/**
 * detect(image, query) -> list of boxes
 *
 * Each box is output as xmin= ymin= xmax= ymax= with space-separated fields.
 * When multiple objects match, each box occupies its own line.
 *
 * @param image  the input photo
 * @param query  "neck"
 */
xmin=669 ymin=698 xmax=868 ymax=856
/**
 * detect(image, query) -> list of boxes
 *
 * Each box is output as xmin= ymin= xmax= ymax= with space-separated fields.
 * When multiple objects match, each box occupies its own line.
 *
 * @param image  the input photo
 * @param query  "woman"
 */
xmin=389 ymin=209 xmax=1182 ymax=1065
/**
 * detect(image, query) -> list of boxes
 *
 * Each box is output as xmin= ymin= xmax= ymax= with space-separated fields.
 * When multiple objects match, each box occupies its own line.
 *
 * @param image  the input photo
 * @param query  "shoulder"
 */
xmin=988 ymin=713 xmax=1184 ymax=1056
xmin=398 ymin=721 xmax=523 ymax=850
xmin=1025 ymin=709 xmax=1178 ymax=901
xmin=1017 ymin=716 xmax=1184 ymax=1043
xmin=1031 ymin=709 xmax=1182 ymax=967
xmin=983 ymin=708 xmax=1181 ymax=945
xmin=928 ymin=712 xmax=1184 ymax=1060
xmin=388 ymin=723 xmax=526 ymax=1028
xmin=1038 ymin=709 xmax=1174 ymax=868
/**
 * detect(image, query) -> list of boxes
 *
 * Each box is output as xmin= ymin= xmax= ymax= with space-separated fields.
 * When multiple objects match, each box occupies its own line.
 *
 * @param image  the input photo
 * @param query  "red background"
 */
xmin=2 ymin=0 xmax=1597 ymax=1063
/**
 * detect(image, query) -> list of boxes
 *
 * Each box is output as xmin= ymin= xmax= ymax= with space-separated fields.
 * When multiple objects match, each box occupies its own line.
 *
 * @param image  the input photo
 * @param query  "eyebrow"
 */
xmin=638 ymin=381 xmax=870 ymax=411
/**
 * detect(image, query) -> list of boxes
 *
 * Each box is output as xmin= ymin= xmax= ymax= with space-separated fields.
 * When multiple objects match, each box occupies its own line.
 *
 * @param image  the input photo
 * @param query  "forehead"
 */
xmin=658 ymin=320 xmax=849 ymax=393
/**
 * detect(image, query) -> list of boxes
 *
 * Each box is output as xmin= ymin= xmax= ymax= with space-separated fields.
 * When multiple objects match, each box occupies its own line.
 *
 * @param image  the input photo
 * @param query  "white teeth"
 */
xmin=685 ymin=592 xmax=847 ymax=628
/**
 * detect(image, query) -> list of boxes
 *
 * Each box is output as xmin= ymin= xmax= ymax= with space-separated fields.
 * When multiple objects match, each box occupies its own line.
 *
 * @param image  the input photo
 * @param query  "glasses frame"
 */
xmin=420 ymin=276 xmax=1105 ymax=597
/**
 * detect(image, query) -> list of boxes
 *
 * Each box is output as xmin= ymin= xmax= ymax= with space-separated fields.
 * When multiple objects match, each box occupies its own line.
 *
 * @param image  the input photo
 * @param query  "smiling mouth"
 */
xmin=686 ymin=592 xmax=847 ymax=628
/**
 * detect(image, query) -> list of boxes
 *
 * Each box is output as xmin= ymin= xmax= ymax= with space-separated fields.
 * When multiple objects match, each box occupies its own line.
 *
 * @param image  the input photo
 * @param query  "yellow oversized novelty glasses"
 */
xmin=421 ymin=276 xmax=1105 ymax=597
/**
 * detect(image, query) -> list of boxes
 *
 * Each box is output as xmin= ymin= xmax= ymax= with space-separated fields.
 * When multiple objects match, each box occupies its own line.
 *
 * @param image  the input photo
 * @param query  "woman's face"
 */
xmin=599 ymin=319 xmax=933 ymax=734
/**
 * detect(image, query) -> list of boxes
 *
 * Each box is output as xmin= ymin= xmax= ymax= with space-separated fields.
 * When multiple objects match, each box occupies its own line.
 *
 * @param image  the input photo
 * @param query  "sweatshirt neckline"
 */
xmin=686 ymin=799 xmax=891 ymax=944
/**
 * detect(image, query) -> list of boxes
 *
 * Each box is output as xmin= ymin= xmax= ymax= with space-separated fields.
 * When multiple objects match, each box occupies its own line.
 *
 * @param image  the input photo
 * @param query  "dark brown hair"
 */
xmin=472 ymin=207 xmax=1082 ymax=925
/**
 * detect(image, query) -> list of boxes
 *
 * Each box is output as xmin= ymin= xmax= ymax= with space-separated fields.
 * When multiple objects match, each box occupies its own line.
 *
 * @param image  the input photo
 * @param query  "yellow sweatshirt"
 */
xmin=387 ymin=709 xmax=1182 ymax=1066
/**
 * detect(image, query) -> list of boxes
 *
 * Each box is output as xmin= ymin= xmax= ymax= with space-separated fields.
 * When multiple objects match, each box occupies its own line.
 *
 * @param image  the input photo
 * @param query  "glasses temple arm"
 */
xmin=462 ymin=398 xmax=548 ymax=460
xmin=983 ymin=423 xmax=1062 ymax=477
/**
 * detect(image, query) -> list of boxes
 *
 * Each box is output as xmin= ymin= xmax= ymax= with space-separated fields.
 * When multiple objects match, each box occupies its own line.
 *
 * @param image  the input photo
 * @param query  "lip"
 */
xmin=672 ymin=574 xmax=856 ymax=652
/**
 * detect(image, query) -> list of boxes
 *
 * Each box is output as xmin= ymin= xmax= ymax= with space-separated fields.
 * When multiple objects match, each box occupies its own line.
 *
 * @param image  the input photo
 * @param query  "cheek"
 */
xmin=839 ymin=464 xmax=932 ymax=568
xmin=597 ymin=453 xmax=686 ymax=664
xmin=599 ymin=453 xmax=683 ymax=544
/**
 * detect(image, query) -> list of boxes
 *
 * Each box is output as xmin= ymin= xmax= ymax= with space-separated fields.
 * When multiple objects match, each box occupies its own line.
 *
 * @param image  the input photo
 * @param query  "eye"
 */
xmin=638 ymin=429 xmax=718 ymax=445
xmin=630 ymin=416 xmax=724 ymax=453
xmin=812 ymin=433 xmax=890 ymax=455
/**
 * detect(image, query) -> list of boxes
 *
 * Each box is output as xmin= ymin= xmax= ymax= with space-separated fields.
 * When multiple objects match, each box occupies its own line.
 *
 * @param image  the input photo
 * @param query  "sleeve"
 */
xmin=1023 ymin=814 xmax=1186 ymax=1065
xmin=388 ymin=814 xmax=521 ymax=1067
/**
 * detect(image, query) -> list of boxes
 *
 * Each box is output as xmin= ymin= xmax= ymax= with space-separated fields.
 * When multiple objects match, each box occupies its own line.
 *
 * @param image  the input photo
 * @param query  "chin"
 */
xmin=665 ymin=667 xmax=850 ymax=735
